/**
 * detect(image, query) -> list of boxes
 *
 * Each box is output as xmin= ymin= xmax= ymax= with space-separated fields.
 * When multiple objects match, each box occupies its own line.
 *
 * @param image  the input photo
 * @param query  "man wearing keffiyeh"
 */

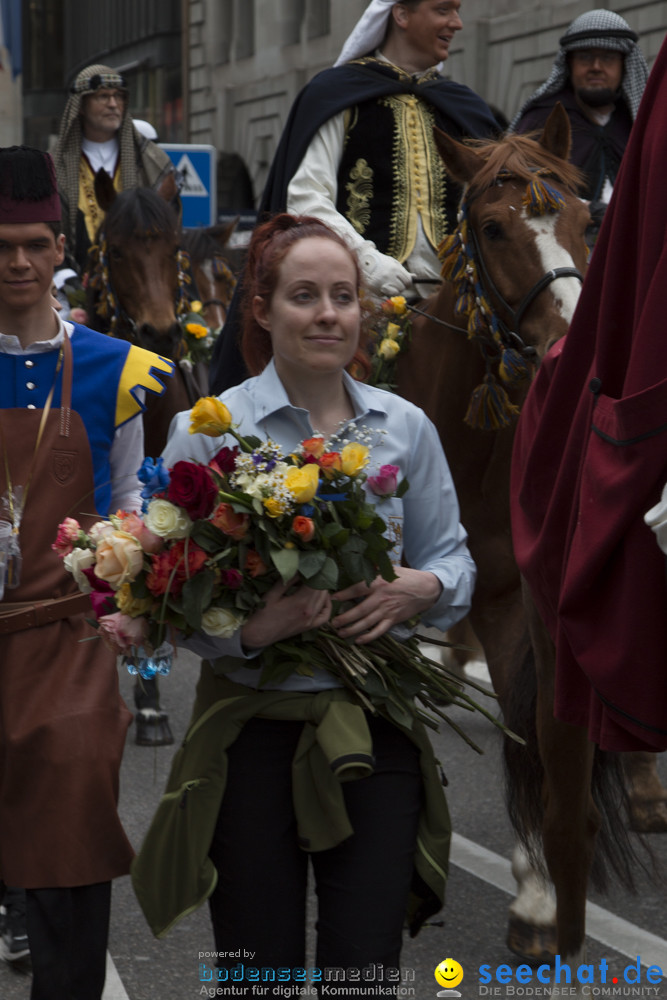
xmin=53 ymin=64 xmax=177 ymax=274
xmin=511 ymin=10 xmax=649 ymax=236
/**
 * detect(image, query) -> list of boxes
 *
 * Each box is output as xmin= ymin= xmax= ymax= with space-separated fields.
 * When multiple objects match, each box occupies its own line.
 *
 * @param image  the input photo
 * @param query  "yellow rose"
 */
xmin=389 ymin=295 xmax=407 ymax=315
xmin=378 ymin=337 xmax=400 ymax=360
xmin=189 ymin=396 xmax=233 ymax=437
xmin=94 ymin=531 xmax=144 ymax=590
xmin=341 ymin=443 xmax=369 ymax=477
xmin=190 ymin=300 xmax=203 ymax=313
xmin=284 ymin=464 xmax=320 ymax=504
xmin=263 ymin=496 xmax=287 ymax=518
xmin=115 ymin=583 xmax=154 ymax=617
xmin=185 ymin=322 xmax=209 ymax=340
xmin=385 ymin=322 xmax=401 ymax=339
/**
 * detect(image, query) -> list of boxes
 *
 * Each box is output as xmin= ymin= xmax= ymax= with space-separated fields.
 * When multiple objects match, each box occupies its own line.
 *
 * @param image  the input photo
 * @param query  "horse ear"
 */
xmin=94 ymin=169 xmax=117 ymax=213
xmin=156 ymin=171 xmax=178 ymax=203
xmin=433 ymin=126 xmax=485 ymax=184
xmin=208 ymin=216 xmax=238 ymax=251
xmin=538 ymin=103 xmax=572 ymax=162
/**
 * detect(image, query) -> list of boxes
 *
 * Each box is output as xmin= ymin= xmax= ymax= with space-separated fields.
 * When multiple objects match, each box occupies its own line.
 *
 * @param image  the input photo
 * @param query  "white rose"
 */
xmin=144 ymin=499 xmax=192 ymax=540
xmin=201 ymin=607 xmax=245 ymax=638
xmin=88 ymin=520 xmax=115 ymax=544
xmin=64 ymin=547 xmax=96 ymax=592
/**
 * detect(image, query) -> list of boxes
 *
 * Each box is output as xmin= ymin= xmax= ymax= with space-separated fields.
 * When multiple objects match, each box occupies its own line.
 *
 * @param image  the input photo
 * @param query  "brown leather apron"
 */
xmin=0 ymin=333 xmax=134 ymax=887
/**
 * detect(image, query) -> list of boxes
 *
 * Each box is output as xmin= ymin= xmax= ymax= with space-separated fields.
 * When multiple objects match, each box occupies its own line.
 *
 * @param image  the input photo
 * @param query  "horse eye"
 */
xmin=109 ymin=245 xmax=123 ymax=262
xmin=481 ymin=221 xmax=503 ymax=241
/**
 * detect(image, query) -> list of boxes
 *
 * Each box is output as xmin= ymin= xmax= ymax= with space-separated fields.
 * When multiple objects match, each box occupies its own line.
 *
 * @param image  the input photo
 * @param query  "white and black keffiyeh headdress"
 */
xmin=53 ymin=64 xmax=141 ymax=247
xmin=510 ymin=9 xmax=649 ymax=129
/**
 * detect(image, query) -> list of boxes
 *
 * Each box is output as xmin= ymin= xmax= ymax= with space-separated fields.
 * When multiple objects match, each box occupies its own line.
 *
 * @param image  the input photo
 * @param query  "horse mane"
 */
xmin=102 ymin=187 xmax=179 ymax=242
xmin=463 ymin=131 xmax=585 ymax=200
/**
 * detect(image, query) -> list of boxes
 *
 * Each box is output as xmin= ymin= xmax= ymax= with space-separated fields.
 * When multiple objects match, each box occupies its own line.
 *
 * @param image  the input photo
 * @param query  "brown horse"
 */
xmin=181 ymin=223 xmax=241 ymax=333
xmin=85 ymin=182 xmax=237 ymax=744
xmin=396 ymin=105 xmax=651 ymax=968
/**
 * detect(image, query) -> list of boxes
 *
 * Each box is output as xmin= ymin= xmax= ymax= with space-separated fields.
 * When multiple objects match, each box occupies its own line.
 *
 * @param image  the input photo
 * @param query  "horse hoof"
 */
xmin=135 ymin=709 xmax=174 ymax=747
xmin=506 ymin=915 xmax=557 ymax=963
xmin=628 ymin=799 xmax=667 ymax=833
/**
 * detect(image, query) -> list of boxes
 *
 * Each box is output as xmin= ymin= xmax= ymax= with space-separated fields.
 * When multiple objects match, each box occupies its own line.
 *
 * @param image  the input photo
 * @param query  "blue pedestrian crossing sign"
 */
xmin=160 ymin=143 xmax=217 ymax=228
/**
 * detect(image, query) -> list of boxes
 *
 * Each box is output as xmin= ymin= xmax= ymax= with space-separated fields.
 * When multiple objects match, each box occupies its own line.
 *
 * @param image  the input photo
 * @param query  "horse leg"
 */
xmin=622 ymin=751 xmax=667 ymax=832
xmin=526 ymin=583 xmax=599 ymax=965
xmin=507 ymin=841 xmax=557 ymax=961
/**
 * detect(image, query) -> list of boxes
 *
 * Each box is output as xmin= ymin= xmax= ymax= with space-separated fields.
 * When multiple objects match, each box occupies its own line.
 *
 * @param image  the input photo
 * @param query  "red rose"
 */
xmin=292 ymin=516 xmax=315 ymax=543
xmin=211 ymin=502 xmax=250 ymax=540
xmin=220 ymin=568 xmax=243 ymax=589
xmin=146 ymin=539 xmax=208 ymax=596
xmin=167 ymin=461 xmax=218 ymax=520
xmin=210 ymin=445 xmax=239 ymax=474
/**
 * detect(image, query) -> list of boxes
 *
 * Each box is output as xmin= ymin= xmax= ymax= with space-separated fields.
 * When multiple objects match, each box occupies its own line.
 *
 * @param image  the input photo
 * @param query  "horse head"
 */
xmin=433 ymin=104 xmax=590 ymax=372
xmin=87 ymin=177 xmax=187 ymax=360
xmin=180 ymin=218 xmax=239 ymax=331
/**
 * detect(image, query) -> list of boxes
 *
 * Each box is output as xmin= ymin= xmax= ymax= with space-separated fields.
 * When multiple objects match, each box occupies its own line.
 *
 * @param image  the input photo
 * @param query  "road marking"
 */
xmin=103 ymin=952 xmax=131 ymax=999
xmin=451 ymin=833 xmax=667 ymax=968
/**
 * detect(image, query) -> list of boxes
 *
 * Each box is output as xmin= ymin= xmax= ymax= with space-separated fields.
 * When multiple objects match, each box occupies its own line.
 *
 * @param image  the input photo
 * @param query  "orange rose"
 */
xmin=292 ymin=516 xmax=315 ymax=543
xmin=301 ymin=437 xmax=326 ymax=459
xmin=318 ymin=452 xmax=342 ymax=478
xmin=211 ymin=502 xmax=250 ymax=540
xmin=245 ymin=549 xmax=269 ymax=578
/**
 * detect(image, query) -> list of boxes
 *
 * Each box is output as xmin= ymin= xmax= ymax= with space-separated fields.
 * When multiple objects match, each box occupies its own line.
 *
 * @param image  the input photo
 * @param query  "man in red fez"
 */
xmin=0 ymin=145 xmax=173 ymax=998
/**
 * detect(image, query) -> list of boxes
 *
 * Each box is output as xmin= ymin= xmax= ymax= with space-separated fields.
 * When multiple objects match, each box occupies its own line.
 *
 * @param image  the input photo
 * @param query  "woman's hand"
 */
xmin=331 ymin=567 xmax=442 ymax=645
xmin=241 ymin=578 xmax=332 ymax=650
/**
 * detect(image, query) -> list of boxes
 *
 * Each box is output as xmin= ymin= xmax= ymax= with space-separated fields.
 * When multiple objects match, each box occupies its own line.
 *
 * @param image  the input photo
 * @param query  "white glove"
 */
xmin=358 ymin=246 xmax=414 ymax=297
xmin=644 ymin=481 xmax=667 ymax=554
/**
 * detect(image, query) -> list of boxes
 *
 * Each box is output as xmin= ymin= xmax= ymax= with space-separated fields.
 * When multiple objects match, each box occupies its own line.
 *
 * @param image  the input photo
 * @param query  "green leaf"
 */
xmin=191 ymin=520 xmax=228 ymax=553
xmin=270 ymin=545 xmax=300 ymax=583
xmin=181 ymin=569 xmax=216 ymax=631
xmin=307 ymin=557 xmax=339 ymax=590
xmin=396 ymin=477 xmax=410 ymax=499
xmin=298 ymin=549 xmax=328 ymax=579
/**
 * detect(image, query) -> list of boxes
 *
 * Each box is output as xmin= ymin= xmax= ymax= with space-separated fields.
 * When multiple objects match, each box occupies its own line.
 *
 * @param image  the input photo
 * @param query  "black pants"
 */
xmin=208 ymin=714 xmax=423 ymax=991
xmin=25 ymin=882 xmax=111 ymax=1000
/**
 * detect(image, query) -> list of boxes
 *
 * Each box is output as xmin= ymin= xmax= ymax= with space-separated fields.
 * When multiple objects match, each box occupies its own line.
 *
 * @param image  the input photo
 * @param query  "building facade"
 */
xmin=185 ymin=0 xmax=666 ymax=209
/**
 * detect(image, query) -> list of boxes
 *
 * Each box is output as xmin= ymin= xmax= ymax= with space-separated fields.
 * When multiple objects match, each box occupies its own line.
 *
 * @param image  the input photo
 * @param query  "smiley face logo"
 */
xmin=435 ymin=958 xmax=464 ymax=996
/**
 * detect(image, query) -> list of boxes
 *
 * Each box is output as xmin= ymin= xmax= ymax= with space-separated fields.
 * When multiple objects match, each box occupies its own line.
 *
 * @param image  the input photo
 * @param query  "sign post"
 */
xmin=159 ymin=143 xmax=217 ymax=228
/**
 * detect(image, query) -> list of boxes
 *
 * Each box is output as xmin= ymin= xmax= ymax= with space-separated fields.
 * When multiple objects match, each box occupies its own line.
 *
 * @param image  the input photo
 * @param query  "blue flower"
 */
xmin=138 ymin=457 xmax=170 ymax=508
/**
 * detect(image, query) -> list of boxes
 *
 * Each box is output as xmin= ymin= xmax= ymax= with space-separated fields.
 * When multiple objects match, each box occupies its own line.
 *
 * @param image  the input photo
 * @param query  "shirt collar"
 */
xmin=249 ymin=359 xmax=389 ymax=428
xmin=0 ymin=312 xmax=72 ymax=355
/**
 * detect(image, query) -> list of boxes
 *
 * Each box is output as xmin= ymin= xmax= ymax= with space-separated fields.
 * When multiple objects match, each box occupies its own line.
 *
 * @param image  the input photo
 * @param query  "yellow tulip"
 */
xmin=284 ymin=464 xmax=320 ymax=504
xmin=189 ymin=397 xmax=233 ymax=437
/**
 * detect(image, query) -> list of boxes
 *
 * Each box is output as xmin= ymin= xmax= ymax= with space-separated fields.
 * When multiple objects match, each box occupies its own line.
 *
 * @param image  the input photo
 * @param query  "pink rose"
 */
xmin=98 ymin=612 xmax=148 ymax=654
xmin=211 ymin=502 xmax=250 ymax=540
xmin=367 ymin=464 xmax=400 ymax=498
xmin=117 ymin=511 xmax=164 ymax=554
xmin=52 ymin=517 xmax=82 ymax=556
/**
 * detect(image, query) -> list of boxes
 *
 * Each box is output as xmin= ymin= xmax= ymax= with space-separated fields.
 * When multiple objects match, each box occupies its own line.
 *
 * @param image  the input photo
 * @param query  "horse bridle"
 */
xmin=467 ymin=224 xmax=583 ymax=359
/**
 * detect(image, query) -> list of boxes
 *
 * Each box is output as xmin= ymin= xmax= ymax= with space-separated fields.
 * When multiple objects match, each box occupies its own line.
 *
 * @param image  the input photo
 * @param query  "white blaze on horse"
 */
xmin=397 ymin=104 xmax=657 ymax=969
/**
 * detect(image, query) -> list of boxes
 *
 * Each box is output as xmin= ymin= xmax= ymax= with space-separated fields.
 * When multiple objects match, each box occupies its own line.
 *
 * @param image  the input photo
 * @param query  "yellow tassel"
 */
xmin=464 ymin=375 xmax=520 ymax=430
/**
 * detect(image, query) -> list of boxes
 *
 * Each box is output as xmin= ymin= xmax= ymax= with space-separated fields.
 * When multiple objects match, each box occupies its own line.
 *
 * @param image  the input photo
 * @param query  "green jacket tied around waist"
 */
xmin=131 ymin=664 xmax=451 ymax=938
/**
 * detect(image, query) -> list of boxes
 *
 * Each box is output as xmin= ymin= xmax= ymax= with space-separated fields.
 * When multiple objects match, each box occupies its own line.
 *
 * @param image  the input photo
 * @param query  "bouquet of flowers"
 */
xmin=177 ymin=300 xmax=220 ymax=367
xmin=359 ymin=294 xmax=412 ymax=392
xmin=54 ymin=397 xmax=512 ymax=750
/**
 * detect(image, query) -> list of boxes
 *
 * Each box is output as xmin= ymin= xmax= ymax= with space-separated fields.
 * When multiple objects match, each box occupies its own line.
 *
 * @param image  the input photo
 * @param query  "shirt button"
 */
xmin=25 ymin=359 xmax=35 ymax=368
xmin=26 ymin=381 xmax=36 ymax=390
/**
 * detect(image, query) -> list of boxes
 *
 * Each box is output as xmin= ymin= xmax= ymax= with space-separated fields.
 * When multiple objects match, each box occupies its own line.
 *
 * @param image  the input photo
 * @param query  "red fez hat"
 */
xmin=0 ymin=146 xmax=61 ymax=225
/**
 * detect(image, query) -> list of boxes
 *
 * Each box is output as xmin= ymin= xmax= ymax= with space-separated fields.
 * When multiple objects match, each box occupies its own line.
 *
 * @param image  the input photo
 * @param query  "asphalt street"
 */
xmin=1 ymin=651 xmax=665 ymax=1000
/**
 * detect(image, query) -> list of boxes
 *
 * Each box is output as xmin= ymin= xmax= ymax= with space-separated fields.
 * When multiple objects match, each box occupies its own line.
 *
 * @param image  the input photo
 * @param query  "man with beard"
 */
xmin=511 ymin=10 xmax=648 ymax=240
